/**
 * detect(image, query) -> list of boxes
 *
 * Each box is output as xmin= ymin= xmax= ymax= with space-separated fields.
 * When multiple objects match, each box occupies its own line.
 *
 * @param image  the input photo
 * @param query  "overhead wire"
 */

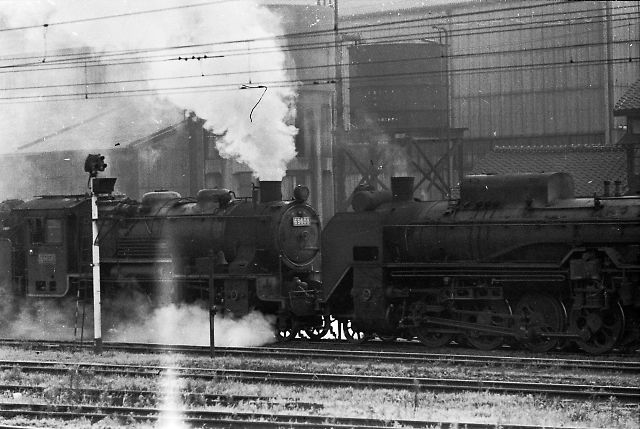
xmin=2 ymin=31 xmax=638 ymax=95
xmin=0 ymin=0 xmax=630 ymax=67
xmin=0 ymin=8 xmax=636 ymax=85
xmin=2 ymin=20 xmax=637 ymax=98
xmin=0 ymin=0 xmax=236 ymax=33
xmin=0 ymin=2 xmax=635 ymax=70
xmin=1 ymin=53 xmax=637 ymax=104
xmin=0 ymin=1 xmax=637 ymax=103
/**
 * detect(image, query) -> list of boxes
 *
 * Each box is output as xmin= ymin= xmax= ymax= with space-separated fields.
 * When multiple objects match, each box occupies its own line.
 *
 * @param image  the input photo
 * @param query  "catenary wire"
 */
xmin=0 ymin=54 xmax=636 ymax=103
xmin=0 ymin=2 xmax=635 ymax=68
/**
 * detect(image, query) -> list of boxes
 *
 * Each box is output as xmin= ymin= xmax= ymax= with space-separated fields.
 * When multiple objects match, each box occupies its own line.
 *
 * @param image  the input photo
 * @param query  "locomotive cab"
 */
xmin=12 ymin=196 xmax=91 ymax=297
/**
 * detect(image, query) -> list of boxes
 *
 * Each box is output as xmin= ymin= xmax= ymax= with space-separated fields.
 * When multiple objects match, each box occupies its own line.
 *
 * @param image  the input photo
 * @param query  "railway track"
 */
xmin=1 ymin=338 xmax=639 ymax=373
xmin=0 ymin=359 xmax=638 ymax=402
xmin=0 ymin=402 xmax=615 ymax=429
xmin=0 ymin=383 xmax=321 ymax=410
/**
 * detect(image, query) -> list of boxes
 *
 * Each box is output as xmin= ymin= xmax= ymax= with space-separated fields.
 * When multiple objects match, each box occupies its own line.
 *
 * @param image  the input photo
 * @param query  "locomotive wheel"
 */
xmin=462 ymin=300 xmax=511 ymax=351
xmin=276 ymin=327 xmax=298 ymax=342
xmin=303 ymin=316 xmax=331 ymax=340
xmin=514 ymin=293 xmax=566 ymax=353
xmin=570 ymin=303 xmax=625 ymax=355
xmin=275 ymin=316 xmax=298 ymax=342
xmin=409 ymin=301 xmax=454 ymax=348
xmin=341 ymin=320 xmax=369 ymax=344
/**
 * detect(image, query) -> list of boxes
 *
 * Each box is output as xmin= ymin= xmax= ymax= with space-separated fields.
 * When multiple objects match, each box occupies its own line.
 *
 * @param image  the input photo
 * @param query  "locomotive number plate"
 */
xmin=292 ymin=216 xmax=311 ymax=227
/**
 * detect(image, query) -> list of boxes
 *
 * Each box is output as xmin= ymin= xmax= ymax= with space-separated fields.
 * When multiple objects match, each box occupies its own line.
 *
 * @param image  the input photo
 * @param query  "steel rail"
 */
xmin=0 ymin=402 xmax=609 ymax=429
xmin=0 ymin=383 xmax=322 ymax=410
xmin=0 ymin=359 xmax=637 ymax=402
xmin=1 ymin=338 xmax=638 ymax=373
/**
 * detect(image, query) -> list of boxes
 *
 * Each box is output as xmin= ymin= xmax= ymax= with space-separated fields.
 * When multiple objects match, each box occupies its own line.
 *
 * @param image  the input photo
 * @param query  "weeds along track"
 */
xmin=0 ymin=338 xmax=639 ymax=373
xmin=0 ymin=402 xmax=604 ymax=429
xmin=0 ymin=383 xmax=322 ymax=410
xmin=0 ymin=359 xmax=638 ymax=402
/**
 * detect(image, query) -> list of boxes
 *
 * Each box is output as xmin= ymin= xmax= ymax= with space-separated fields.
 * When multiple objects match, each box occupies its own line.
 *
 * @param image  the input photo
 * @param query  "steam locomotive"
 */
xmin=1 ymin=160 xmax=638 ymax=354
xmin=322 ymin=173 xmax=640 ymax=354
xmin=0 ymin=172 xmax=322 ymax=340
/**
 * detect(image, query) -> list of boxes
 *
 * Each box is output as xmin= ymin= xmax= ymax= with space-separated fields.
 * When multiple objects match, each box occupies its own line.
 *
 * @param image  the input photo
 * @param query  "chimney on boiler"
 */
xmin=259 ymin=181 xmax=282 ymax=203
xmin=603 ymin=180 xmax=610 ymax=197
xmin=391 ymin=176 xmax=415 ymax=201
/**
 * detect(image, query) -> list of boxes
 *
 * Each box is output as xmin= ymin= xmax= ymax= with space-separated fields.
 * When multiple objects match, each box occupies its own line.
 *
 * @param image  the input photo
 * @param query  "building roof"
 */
xmin=14 ymin=97 xmax=186 ymax=154
xmin=471 ymin=144 xmax=627 ymax=197
xmin=614 ymin=78 xmax=640 ymax=116
xmin=13 ymin=195 xmax=89 ymax=211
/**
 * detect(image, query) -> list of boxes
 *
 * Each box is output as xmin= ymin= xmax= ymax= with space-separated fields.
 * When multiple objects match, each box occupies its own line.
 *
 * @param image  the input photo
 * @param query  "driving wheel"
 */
xmin=462 ymin=300 xmax=511 ymax=351
xmin=514 ymin=293 xmax=566 ymax=353
xmin=570 ymin=303 xmax=625 ymax=354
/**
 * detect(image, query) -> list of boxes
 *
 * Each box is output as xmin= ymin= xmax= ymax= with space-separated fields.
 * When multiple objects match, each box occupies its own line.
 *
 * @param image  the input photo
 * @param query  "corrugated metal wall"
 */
xmin=341 ymin=0 xmax=640 ymax=170
xmin=449 ymin=0 xmax=640 ymax=164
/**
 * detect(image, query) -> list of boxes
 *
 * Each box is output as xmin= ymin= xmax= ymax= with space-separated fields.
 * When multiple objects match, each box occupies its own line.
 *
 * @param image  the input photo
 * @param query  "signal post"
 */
xmin=83 ymin=154 xmax=112 ymax=355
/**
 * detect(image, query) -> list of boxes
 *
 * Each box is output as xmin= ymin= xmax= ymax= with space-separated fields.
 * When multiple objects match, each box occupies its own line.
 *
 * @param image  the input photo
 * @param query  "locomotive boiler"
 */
xmin=0 ymin=177 xmax=322 ymax=339
xmin=322 ymin=173 xmax=640 ymax=354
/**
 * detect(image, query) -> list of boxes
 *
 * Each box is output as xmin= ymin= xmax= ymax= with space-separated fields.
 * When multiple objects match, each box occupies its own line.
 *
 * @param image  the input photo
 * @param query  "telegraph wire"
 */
xmin=3 ymin=34 xmax=637 ymax=95
xmin=0 ymin=11 xmax=636 ymax=83
xmin=0 ymin=0 xmax=235 ymax=33
xmin=0 ymin=54 xmax=636 ymax=103
xmin=1 ymin=0 xmax=628 ymax=65
xmin=0 ymin=2 xmax=635 ymax=68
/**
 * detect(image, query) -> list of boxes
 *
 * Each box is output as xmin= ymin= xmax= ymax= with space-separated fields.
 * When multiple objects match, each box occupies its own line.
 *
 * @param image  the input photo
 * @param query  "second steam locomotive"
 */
xmin=322 ymin=173 xmax=640 ymax=354
xmin=1 ymin=157 xmax=638 ymax=354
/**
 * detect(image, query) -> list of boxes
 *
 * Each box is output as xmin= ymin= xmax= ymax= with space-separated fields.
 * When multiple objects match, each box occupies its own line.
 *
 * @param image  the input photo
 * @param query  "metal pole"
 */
xmin=209 ymin=252 xmax=216 ymax=357
xmin=90 ymin=178 xmax=102 ymax=354
xmin=434 ymin=26 xmax=452 ymax=197
xmin=333 ymin=0 xmax=347 ymax=212
xmin=603 ymin=0 xmax=614 ymax=146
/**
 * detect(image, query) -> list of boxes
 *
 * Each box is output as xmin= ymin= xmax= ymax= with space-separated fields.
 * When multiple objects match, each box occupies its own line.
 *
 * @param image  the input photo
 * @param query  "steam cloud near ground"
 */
xmin=0 ymin=291 xmax=277 ymax=347
xmin=0 ymin=0 xmax=298 ymax=180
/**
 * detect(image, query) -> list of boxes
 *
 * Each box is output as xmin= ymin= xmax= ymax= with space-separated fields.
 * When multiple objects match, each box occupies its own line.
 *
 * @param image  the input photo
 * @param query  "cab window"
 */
xmin=29 ymin=218 xmax=44 ymax=244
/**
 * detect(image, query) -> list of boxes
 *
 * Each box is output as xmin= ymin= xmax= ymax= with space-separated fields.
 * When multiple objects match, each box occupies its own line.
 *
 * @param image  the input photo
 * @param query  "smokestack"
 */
xmin=603 ymin=180 xmax=610 ymax=197
xmin=259 ymin=181 xmax=282 ymax=203
xmin=391 ymin=177 xmax=415 ymax=201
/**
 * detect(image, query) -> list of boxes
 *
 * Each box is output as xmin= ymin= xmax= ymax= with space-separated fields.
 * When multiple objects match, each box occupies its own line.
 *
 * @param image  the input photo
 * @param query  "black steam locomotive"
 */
xmin=1 ymin=164 xmax=639 ymax=354
xmin=322 ymin=173 xmax=640 ymax=354
xmin=0 ymin=175 xmax=322 ymax=339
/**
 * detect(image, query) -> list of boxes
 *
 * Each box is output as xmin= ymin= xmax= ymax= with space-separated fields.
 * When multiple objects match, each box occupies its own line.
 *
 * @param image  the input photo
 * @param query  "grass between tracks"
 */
xmin=0 ymin=346 xmax=638 ymax=428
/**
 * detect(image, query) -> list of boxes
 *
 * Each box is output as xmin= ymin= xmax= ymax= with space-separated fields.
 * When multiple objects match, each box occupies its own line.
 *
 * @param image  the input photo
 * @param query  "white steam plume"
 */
xmin=1 ymin=293 xmax=277 ymax=347
xmin=0 ymin=0 xmax=298 ymax=180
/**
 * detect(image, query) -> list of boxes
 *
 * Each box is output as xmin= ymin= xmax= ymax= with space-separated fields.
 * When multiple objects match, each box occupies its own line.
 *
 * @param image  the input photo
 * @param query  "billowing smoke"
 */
xmin=0 ymin=0 xmax=298 ymax=179
xmin=104 ymin=301 xmax=278 ymax=347
xmin=1 ymin=290 xmax=277 ymax=347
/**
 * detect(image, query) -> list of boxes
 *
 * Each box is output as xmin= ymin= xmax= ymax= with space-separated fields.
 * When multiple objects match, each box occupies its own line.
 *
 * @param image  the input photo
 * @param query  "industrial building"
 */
xmin=1 ymin=0 xmax=638 ymax=223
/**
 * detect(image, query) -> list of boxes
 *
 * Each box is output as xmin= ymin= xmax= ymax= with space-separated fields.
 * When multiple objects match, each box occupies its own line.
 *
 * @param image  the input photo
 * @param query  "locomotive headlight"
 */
xmin=293 ymin=185 xmax=310 ymax=202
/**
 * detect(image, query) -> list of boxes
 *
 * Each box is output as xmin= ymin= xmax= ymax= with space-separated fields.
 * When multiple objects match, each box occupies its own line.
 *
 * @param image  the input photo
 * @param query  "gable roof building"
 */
xmin=0 ymin=97 xmax=204 ymax=201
